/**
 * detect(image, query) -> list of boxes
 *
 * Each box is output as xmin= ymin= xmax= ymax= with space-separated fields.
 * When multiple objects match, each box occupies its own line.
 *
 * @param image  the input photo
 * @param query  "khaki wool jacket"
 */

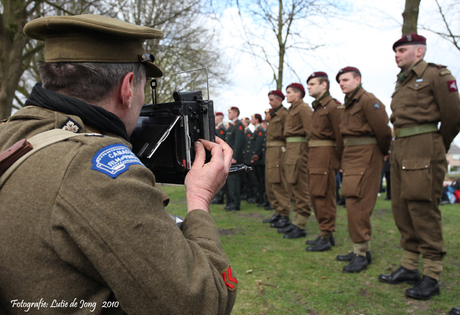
xmin=0 ymin=106 xmax=236 ymax=314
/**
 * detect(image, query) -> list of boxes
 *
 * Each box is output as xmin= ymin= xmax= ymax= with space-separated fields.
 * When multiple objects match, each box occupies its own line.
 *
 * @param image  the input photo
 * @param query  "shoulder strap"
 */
xmin=0 ymin=129 xmax=98 ymax=188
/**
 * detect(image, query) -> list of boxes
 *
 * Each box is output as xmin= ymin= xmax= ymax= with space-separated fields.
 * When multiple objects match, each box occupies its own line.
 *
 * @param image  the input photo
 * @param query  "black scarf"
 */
xmin=25 ymin=86 xmax=130 ymax=141
xmin=344 ymin=84 xmax=362 ymax=108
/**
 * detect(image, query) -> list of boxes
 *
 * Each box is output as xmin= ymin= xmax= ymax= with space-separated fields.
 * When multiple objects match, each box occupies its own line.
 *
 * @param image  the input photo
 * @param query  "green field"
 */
xmin=160 ymin=184 xmax=460 ymax=315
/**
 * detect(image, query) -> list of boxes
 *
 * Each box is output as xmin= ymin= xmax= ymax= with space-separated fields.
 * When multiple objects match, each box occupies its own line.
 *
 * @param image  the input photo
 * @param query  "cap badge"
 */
xmin=407 ymin=34 xmax=412 ymax=42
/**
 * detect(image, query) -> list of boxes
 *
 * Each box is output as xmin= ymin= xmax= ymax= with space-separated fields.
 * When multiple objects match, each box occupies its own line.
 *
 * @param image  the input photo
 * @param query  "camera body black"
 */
xmin=130 ymin=90 xmax=215 ymax=184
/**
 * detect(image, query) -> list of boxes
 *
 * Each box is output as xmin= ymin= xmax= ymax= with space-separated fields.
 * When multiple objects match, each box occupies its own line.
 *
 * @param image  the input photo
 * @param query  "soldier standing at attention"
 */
xmin=335 ymin=67 xmax=392 ymax=273
xmin=250 ymin=114 xmax=267 ymax=207
xmin=211 ymin=112 xmax=227 ymax=205
xmin=242 ymin=117 xmax=257 ymax=203
xmin=225 ymin=107 xmax=245 ymax=211
xmin=263 ymin=91 xmax=291 ymax=228
xmin=305 ymin=72 xmax=343 ymax=252
xmin=279 ymin=83 xmax=313 ymax=239
xmin=378 ymin=34 xmax=460 ymax=301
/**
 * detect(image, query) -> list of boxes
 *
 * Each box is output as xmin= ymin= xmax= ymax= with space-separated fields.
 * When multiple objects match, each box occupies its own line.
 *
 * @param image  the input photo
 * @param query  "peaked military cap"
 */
xmin=393 ymin=33 xmax=426 ymax=52
xmin=23 ymin=14 xmax=164 ymax=77
xmin=336 ymin=67 xmax=361 ymax=83
xmin=286 ymin=83 xmax=306 ymax=98
xmin=307 ymin=71 xmax=328 ymax=84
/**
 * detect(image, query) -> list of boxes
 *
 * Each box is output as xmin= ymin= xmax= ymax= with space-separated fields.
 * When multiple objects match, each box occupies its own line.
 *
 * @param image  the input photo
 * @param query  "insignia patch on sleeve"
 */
xmin=221 ymin=265 xmax=238 ymax=291
xmin=373 ymin=102 xmax=381 ymax=110
xmin=91 ymin=144 xmax=145 ymax=178
xmin=239 ymin=125 xmax=243 ymax=130
xmin=448 ymin=80 xmax=458 ymax=92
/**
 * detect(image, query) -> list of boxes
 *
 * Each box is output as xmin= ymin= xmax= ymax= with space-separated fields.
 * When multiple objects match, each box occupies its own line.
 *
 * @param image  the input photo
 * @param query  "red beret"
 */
xmin=307 ymin=71 xmax=328 ymax=84
xmin=336 ymin=67 xmax=361 ymax=83
xmin=228 ymin=106 xmax=239 ymax=111
xmin=286 ymin=83 xmax=305 ymax=98
xmin=243 ymin=117 xmax=250 ymax=121
xmin=393 ymin=33 xmax=426 ymax=51
xmin=268 ymin=90 xmax=285 ymax=100
xmin=252 ymin=113 xmax=262 ymax=120
xmin=215 ymin=112 xmax=224 ymax=116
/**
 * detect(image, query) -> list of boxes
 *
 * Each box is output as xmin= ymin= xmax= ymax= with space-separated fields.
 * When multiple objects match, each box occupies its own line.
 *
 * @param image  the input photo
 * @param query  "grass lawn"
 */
xmin=160 ymin=184 xmax=460 ymax=315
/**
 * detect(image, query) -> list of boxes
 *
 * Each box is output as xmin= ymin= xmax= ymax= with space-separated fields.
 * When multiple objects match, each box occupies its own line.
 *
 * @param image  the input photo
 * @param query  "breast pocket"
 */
xmin=347 ymin=105 xmax=363 ymax=130
xmin=404 ymin=82 xmax=430 ymax=107
xmin=313 ymin=111 xmax=329 ymax=130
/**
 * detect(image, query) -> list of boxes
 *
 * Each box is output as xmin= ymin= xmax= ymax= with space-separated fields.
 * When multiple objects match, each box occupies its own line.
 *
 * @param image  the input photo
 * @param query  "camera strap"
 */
xmin=0 ymin=129 xmax=98 ymax=189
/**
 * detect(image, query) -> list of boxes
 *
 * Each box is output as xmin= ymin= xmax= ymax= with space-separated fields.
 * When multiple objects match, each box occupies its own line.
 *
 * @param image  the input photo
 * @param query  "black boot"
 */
xmin=450 ymin=307 xmax=460 ymax=315
xmin=283 ymin=226 xmax=306 ymax=239
xmin=342 ymin=254 xmax=368 ymax=273
xmin=306 ymin=234 xmax=335 ymax=246
xmin=405 ymin=276 xmax=440 ymax=300
xmin=270 ymin=216 xmax=290 ymax=228
xmin=211 ymin=197 xmax=224 ymax=204
xmin=264 ymin=204 xmax=274 ymax=210
xmin=378 ymin=266 xmax=420 ymax=285
xmin=306 ymin=237 xmax=331 ymax=252
xmin=336 ymin=251 xmax=372 ymax=264
xmin=263 ymin=214 xmax=281 ymax=224
xmin=277 ymin=224 xmax=295 ymax=234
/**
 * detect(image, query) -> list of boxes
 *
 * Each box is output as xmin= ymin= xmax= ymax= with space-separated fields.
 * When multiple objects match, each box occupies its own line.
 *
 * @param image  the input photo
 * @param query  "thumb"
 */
xmin=192 ymin=141 xmax=205 ymax=168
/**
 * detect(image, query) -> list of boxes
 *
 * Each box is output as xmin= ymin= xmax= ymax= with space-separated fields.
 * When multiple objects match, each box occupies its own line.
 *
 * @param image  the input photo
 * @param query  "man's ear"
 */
xmin=119 ymin=72 xmax=135 ymax=109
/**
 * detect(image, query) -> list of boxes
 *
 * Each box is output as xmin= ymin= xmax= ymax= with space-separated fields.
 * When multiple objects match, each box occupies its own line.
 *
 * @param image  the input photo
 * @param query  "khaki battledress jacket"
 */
xmin=265 ymin=106 xmax=290 ymax=216
xmin=283 ymin=99 xmax=312 ymax=225
xmin=390 ymin=60 xmax=460 ymax=267
xmin=308 ymin=94 xmax=343 ymax=235
xmin=0 ymin=103 xmax=236 ymax=314
xmin=340 ymin=87 xmax=392 ymax=243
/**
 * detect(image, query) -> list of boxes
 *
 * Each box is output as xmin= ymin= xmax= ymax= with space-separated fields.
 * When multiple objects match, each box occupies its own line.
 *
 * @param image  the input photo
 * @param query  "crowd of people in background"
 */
xmin=211 ymin=32 xmax=460 ymax=314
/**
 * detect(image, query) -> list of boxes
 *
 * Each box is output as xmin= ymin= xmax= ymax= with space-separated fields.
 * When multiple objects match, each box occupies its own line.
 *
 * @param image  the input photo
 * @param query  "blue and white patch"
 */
xmin=373 ymin=102 xmax=381 ymax=110
xmin=91 ymin=144 xmax=145 ymax=178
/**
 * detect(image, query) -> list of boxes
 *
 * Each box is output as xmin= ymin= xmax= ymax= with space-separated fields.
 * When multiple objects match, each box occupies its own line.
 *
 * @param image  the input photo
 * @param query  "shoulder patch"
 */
xmin=221 ymin=265 xmax=238 ymax=291
xmin=91 ymin=144 xmax=144 ymax=178
xmin=440 ymin=70 xmax=452 ymax=76
xmin=448 ymin=80 xmax=458 ymax=93
xmin=373 ymin=102 xmax=381 ymax=110
xmin=239 ymin=125 xmax=243 ymax=130
xmin=61 ymin=118 xmax=81 ymax=133
xmin=428 ymin=62 xmax=447 ymax=69
xmin=333 ymin=98 xmax=341 ymax=105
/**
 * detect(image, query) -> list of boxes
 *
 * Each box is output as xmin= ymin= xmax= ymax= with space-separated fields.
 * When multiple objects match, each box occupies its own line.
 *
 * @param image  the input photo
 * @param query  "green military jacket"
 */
xmin=216 ymin=122 xmax=227 ymax=141
xmin=251 ymin=125 xmax=266 ymax=165
xmin=226 ymin=119 xmax=245 ymax=163
xmin=390 ymin=60 xmax=460 ymax=151
xmin=243 ymin=127 xmax=253 ymax=165
xmin=0 ymin=104 xmax=236 ymax=314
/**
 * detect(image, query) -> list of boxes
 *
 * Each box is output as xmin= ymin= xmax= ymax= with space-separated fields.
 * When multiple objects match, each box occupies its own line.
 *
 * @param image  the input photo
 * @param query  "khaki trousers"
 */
xmin=265 ymin=146 xmax=290 ymax=216
xmin=341 ymin=144 xmax=383 ymax=243
xmin=391 ymin=132 xmax=446 ymax=263
xmin=308 ymin=146 xmax=340 ymax=235
xmin=284 ymin=142 xmax=311 ymax=228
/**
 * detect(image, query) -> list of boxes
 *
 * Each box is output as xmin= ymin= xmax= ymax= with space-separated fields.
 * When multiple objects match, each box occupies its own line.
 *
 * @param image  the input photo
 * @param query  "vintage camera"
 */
xmin=130 ymin=79 xmax=215 ymax=184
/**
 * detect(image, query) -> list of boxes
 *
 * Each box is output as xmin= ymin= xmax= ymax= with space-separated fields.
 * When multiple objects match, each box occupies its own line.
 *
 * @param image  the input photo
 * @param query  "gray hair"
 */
xmin=39 ymin=62 xmax=146 ymax=103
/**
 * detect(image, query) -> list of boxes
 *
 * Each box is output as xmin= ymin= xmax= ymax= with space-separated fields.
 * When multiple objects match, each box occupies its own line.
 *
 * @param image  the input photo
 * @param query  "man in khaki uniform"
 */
xmin=336 ymin=67 xmax=392 ymax=273
xmin=305 ymin=72 xmax=343 ymax=251
xmin=263 ymin=90 xmax=291 ymax=228
xmin=0 ymin=15 xmax=236 ymax=314
xmin=378 ymin=34 xmax=460 ymax=300
xmin=279 ymin=83 xmax=313 ymax=239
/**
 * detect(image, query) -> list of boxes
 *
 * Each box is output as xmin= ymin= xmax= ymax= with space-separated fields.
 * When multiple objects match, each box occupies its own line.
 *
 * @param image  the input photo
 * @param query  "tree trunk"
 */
xmin=402 ymin=0 xmax=421 ymax=35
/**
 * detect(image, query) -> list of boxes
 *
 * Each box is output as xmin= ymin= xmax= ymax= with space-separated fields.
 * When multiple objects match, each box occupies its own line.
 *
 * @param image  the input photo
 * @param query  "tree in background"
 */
xmin=0 ymin=0 xmax=230 ymax=118
xmin=401 ymin=0 xmax=421 ymax=35
xmin=119 ymin=0 xmax=230 ymax=104
xmin=225 ymin=0 xmax=337 ymax=91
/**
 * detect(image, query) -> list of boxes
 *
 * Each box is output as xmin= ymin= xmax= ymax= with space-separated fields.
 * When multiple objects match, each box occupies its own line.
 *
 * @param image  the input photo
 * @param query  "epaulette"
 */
xmin=336 ymin=104 xmax=345 ymax=109
xmin=428 ymin=63 xmax=447 ymax=69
